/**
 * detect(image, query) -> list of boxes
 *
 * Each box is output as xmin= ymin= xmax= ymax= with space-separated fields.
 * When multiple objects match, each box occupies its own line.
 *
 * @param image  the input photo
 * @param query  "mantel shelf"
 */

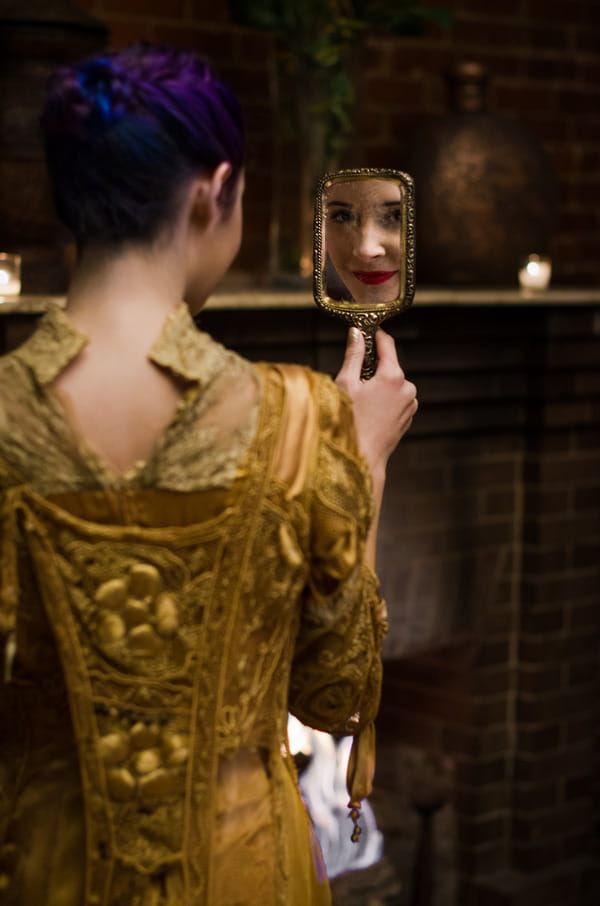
xmin=1 ymin=286 xmax=599 ymax=315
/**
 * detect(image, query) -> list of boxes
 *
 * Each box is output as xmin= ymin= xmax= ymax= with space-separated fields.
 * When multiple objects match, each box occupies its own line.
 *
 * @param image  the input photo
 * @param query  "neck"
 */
xmin=65 ymin=240 xmax=188 ymax=342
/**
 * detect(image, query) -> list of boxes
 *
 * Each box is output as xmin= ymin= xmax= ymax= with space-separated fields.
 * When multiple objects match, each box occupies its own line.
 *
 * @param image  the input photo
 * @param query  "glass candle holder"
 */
xmin=518 ymin=254 xmax=551 ymax=292
xmin=0 ymin=253 xmax=22 ymax=297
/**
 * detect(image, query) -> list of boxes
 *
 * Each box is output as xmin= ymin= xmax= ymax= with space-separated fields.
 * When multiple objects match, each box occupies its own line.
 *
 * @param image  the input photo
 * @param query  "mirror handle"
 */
xmin=360 ymin=328 xmax=377 ymax=381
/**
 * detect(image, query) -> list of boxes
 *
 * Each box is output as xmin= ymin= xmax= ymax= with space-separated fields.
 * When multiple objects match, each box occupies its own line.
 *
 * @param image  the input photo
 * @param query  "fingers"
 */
xmin=336 ymin=327 xmax=365 ymax=388
xmin=374 ymin=328 xmax=402 ymax=371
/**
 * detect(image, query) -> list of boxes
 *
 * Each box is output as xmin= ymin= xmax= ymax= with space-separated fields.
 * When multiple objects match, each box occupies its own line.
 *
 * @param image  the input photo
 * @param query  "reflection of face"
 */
xmin=325 ymin=178 xmax=403 ymax=306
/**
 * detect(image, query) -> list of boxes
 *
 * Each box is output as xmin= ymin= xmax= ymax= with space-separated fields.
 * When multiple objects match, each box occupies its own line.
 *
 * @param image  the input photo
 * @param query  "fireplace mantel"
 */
xmin=1 ymin=286 xmax=599 ymax=315
xmin=1 ymin=285 xmax=599 ymax=905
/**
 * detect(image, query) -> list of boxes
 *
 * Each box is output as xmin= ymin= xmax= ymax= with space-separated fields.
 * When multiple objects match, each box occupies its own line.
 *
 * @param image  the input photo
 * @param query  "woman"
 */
xmin=0 ymin=44 xmax=417 ymax=905
xmin=325 ymin=177 xmax=403 ymax=307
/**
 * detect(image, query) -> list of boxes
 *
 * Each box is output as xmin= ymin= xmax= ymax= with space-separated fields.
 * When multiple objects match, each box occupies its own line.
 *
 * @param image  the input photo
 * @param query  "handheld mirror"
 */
xmin=314 ymin=168 xmax=415 ymax=379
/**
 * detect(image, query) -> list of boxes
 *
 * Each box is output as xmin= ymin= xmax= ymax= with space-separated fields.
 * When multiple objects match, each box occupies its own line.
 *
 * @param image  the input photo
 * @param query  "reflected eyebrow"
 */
xmin=327 ymin=200 xmax=353 ymax=207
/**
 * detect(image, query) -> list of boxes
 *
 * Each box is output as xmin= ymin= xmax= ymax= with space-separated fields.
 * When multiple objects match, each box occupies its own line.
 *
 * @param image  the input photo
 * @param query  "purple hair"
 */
xmin=41 ymin=43 xmax=244 ymax=247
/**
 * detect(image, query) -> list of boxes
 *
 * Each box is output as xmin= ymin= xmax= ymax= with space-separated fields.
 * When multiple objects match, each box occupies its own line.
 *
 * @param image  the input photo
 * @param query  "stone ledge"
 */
xmin=2 ymin=287 xmax=600 ymax=315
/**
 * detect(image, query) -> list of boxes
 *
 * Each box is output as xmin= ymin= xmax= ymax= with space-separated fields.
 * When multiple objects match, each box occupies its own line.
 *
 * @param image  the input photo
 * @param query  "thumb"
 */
xmin=337 ymin=327 xmax=365 ymax=386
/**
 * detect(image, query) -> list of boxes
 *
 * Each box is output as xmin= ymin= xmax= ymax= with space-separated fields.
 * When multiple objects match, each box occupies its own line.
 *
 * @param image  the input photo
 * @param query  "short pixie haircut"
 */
xmin=41 ymin=43 xmax=244 ymax=248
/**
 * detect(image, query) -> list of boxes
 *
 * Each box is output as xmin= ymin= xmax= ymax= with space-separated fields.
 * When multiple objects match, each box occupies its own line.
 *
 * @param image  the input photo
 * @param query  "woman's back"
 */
xmin=0 ymin=39 xmax=417 ymax=905
xmin=0 ymin=303 xmax=385 ymax=904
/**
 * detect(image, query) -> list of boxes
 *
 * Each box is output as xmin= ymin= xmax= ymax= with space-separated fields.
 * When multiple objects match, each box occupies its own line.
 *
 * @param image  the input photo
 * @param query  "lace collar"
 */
xmin=15 ymin=302 xmax=226 ymax=386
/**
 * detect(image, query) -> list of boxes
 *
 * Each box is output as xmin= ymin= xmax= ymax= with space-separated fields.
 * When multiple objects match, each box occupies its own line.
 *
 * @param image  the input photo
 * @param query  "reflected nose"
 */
xmin=354 ymin=224 xmax=385 ymax=260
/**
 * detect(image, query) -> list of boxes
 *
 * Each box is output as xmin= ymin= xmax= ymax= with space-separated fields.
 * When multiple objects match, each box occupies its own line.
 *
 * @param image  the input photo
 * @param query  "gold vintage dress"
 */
xmin=0 ymin=304 xmax=387 ymax=906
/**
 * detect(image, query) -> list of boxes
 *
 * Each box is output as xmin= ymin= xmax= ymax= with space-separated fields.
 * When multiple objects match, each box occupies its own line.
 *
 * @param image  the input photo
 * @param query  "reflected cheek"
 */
xmin=325 ymin=234 xmax=350 ymax=271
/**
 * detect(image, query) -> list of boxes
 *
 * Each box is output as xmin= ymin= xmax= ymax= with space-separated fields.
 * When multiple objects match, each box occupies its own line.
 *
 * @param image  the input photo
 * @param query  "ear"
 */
xmin=209 ymin=161 xmax=233 ymax=214
xmin=188 ymin=161 xmax=233 ymax=231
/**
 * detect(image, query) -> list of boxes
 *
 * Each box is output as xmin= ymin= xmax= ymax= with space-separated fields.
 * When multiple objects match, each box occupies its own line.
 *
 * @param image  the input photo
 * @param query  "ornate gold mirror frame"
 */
xmin=314 ymin=167 xmax=415 ymax=379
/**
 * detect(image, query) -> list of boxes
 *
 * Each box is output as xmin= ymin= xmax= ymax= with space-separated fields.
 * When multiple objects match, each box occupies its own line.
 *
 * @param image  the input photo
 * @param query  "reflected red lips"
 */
xmin=352 ymin=270 xmax=397 ymax=285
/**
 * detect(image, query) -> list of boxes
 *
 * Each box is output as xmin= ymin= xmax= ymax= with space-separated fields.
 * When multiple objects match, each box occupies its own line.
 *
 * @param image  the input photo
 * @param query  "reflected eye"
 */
xmin=378 ymin=207 xmax=402 ymax=229
xmin=328 ymin=208 xmax=355 ymax=225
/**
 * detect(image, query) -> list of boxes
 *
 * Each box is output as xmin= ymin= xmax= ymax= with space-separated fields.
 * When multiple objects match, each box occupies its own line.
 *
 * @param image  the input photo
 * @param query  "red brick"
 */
xmin=528 ymin=0 xmax=587 ymax=18
xmin=562 ymin=830 xmax=593 ymax=860
xmin=476 ymin=667 xmax=514 ymax=696
xmin=105 ymin=0 xmax=185 ymax=14
xmin=462 ymin=0 xmax=521 ymax=14
xmin=522 ymin=573 xmax=600 ymax=608
xmin=581 ymin=60 xmax=600 ymax=85
xmin=514 ymin=743 xmax=594 ymax=784
xmin=475 ymin=640 xmax=511 ymax=669
xmin=191 ymin=0 xmax=231 ymax=22
xmin=512 ymin=780 xmax=560 ymax=812
xmin=235 ymin=29 xmax=274 ymax=63
xmin=575 ymin=26 xmax=600 ymax=53
xmin=524 ymin=453 xmax=598 ymax=485
xmin=153 ymin=26 xmax=235 ymax=61
xmin=455 ymin=19 xmax=524 ymax=48
xmin=569 ymin=602 xmax=600 ymax=631
xmin=574 ymin=371 xmax=600 ymax=397
xmin=522 ymin=546 xmax=568 ymax=574
xmin=520 ymin=607 xmax=565 ymax=634
xmin=527 ymin=57 xmax=578 ymax=80
xmin=389 ymin=43 xmax=451 ymax=77
xmin=456 ymin=756 xmax=510 ymax=787
xmin=566 ymin=714 xmax=597 ymax=744
xmin=457 ymin=840 xmax=509 ymax=875
xmin=518 ymin=634 xmax=566 ymax=664
xmin=446 ymin=726 xmax=512 ymax=759
xmin=517 ymin=723 xmax=562 ymax=753
xmin=484 ymin=490 xmax=518 ymax=517
xmin=483 ymin=608 xmax=515 ymax=636
xmin=513 ymin=801 xmax=593 ymax=843
xmin=516 ymin=690 xmax=595 ymax=725
xmin=375 ymin=712 xmax=443 ymax=750
xmin=523 ymin=487 xmax=570 ymax=515
xmin=454 ymin=783 xmax=510 ymax=818
xmin=513 ymin=839 xmax=562 ymax=871
xmin=523 ymin=514 xmax=599 ymax=546
xmin=568 ymin=658 xmax=599 ymax=687
xmin=565 ymin=116 xmax=600 ymax=142
xmin=574 ymin=485 xmax=600 ymax=511
xmin=366 ymin=76 xmax=425 ymax=110
xmin=108 ymin=18 xmax=154 ymax=47
xmin=564 ymin=773 xmax=593 ymax=801
xmin=496 ymin=84 xmax=555 ymax=113
xmin=559 ymin=89 xmax=600 ymax=117
xmin=461 ymin=814 xmax=509 ymax=846
xmin=518 ymin=665 xmax=562 ymax=694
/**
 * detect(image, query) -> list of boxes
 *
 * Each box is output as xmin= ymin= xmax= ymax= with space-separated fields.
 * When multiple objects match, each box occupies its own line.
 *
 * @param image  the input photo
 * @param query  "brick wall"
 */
xmin=195 ymin=300 xmax=600 ymax=904
xmin=367 ymin=304 xmax=600 ymax=904
xmin=74 ymin=0 xmax=600 ymax=286
xmin=188 ymin=298 xmax=600 ymax=905
xmin=2 ymin=290 xmax=598 ymax=904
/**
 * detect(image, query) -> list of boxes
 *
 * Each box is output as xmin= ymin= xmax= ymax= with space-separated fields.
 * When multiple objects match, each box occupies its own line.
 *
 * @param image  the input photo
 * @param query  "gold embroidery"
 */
xmin=0 ymin=311 xmax=385 ymax=906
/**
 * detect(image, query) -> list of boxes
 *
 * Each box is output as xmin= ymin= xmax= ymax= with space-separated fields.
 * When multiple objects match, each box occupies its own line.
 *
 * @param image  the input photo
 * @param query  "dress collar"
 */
xmin=16 ymin=302 xmax=224 ymax=386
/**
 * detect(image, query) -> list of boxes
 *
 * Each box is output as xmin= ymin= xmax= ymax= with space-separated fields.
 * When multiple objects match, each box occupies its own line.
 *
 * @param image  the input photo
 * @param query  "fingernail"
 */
xmin=349 ymin=327 xmax=361 ymax=343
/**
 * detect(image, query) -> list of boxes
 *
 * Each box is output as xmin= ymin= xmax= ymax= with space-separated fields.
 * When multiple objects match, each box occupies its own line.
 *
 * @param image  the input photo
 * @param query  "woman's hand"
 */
xmin=335 ymin=327 xmax=418 ymax=482
xmin=336 ymin=327 xmax=417 ymax=568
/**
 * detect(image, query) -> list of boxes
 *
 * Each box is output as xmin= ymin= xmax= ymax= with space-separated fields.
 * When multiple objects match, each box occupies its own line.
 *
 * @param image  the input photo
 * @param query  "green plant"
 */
xmin=229 ymin=0 xmax=452 ymax=159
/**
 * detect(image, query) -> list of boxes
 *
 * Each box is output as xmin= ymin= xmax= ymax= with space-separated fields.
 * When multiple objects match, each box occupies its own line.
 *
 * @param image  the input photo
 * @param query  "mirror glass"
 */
xmin=314 ymin=169 xmax=415 ymax=314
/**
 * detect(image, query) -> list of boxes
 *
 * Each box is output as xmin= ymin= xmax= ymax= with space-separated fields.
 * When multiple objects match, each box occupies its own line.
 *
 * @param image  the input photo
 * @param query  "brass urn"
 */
xmin=402 ymin=62 xmax=558 ymax=287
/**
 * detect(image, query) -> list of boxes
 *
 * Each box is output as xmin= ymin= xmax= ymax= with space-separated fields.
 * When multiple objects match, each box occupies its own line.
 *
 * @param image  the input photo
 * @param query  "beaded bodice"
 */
xmin=0 ymin=305 xmax=386 ymax=906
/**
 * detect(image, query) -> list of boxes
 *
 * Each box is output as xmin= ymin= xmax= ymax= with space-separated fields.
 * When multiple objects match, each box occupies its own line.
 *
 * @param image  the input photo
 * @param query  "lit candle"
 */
xmin=519 ymin=254 xmax=551 ymax=292
xmin=0 ymin=253 xmax=21 ymax=298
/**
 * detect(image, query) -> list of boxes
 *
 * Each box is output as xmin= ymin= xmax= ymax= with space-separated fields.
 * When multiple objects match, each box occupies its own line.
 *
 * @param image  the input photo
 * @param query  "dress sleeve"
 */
xmin=288 ymin=374 xmax=388 ymax=740
xmin=0 ymin=472 xmax=21 ymax=683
